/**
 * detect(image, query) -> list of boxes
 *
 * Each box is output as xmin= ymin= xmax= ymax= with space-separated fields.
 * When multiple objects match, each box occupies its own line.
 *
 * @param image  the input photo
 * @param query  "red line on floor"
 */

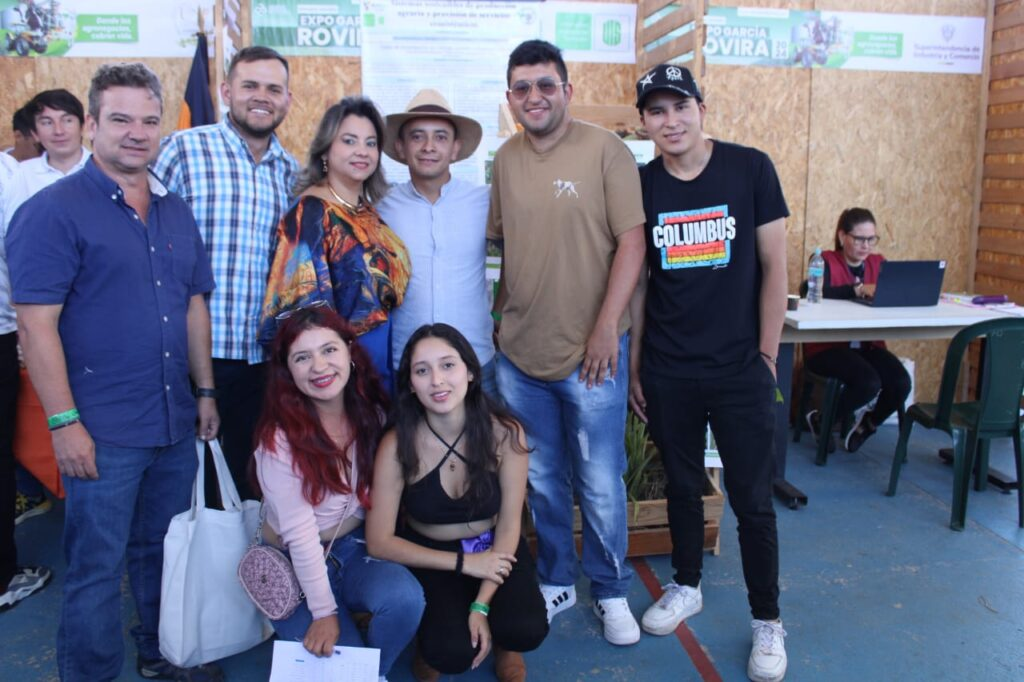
xmin=633 ymin=557 xmax=722 ymax=682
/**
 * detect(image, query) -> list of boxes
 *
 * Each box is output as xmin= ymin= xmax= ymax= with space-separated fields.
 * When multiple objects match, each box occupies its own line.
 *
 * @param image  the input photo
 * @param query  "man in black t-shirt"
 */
xmin=628 ymin=64 xmax=789 ymax=682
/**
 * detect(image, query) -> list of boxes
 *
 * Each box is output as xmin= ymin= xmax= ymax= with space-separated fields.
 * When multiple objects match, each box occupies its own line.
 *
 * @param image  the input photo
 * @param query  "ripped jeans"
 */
xmin=496 ymin=333 xmax=633 ymax=599
xmin=269 ymin=526 xmax=424 ymax=676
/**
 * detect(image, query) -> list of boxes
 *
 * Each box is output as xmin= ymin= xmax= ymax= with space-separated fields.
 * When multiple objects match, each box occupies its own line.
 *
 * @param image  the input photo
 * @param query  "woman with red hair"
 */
xmin=253 ymin=305 xmax=423 ymax=681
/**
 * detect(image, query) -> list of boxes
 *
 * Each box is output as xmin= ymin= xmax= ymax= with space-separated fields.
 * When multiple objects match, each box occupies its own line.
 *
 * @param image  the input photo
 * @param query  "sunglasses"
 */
xmin=508 ymin=78 xmax=566 ymax=100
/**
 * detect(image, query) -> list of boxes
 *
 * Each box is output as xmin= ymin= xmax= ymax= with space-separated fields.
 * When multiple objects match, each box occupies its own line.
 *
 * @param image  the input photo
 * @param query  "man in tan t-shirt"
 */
xmin=487 ymin=39 xmax=646 ymax=646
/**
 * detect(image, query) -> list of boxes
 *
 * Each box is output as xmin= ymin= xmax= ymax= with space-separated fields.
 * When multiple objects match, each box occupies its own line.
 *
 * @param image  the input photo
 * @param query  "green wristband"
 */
xmin=469 ymin=601 xmax=490 ymax=617
xmin=47 ymin=408 xmax=80 ymax=429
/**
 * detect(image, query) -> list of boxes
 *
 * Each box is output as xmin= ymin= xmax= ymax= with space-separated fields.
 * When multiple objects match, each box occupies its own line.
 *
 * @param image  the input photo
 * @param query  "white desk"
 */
xmin=782 ymin=299 xmax=1010 ymax=343
xmin=773 ymin=299 xmax=1016 ymax=508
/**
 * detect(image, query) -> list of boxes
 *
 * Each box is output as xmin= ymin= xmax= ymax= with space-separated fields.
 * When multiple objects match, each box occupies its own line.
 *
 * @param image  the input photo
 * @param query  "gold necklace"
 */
xmin=326 ymin=182 xmax=361 ymax=211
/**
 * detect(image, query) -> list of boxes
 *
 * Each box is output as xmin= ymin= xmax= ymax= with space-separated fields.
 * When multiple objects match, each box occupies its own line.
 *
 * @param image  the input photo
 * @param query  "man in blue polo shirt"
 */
xmin=6 ymin=63 xmax=221 ymax=682
xmin=153 ymin=45 xmax=298 ymax=500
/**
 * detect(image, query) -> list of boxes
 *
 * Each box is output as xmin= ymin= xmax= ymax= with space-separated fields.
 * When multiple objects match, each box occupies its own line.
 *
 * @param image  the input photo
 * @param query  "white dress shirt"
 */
xmin=0 ymin=147 xmax=91 ymax=334
xmin=2 ymin=147 xmax=92 ymax=232
xmin=377 ymin=177 xmax=495 ymax=369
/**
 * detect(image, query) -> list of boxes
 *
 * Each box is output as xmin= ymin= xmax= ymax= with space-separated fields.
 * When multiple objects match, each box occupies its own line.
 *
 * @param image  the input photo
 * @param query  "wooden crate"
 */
xmin=525 ymin=472 xmax=724 ymax=558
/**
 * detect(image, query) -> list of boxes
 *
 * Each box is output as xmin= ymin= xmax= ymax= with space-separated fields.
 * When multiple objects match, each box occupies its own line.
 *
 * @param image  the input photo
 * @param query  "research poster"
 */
xmin=361 ymin=0 xmax=539 ymax=185
xmin=0 ymin=0 xmax=214 ymax=57
xmin=704 ymin=7 xmax=985 ymax=74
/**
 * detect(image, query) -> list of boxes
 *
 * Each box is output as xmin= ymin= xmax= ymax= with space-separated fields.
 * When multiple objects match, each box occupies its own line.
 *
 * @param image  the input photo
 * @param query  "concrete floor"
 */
xmin=3 ymin=422 xmax=1023 ymax=681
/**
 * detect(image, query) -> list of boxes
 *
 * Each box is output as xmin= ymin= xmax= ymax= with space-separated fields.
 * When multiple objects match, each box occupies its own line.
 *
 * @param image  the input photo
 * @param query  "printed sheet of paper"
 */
xmin=269 ymin=640 xmax=380 ymax=682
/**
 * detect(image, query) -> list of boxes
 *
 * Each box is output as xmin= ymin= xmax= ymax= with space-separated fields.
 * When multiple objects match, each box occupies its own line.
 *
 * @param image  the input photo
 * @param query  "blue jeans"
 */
xmin=479 ymin=358 xmax=499 ymax=402
xmin=496 ymin=334 xmax=633 ymax=599
xmin=270 ymin=526 xmax=424 ymax=677
xmin=59 ymin=436 xmax=197 ymax=682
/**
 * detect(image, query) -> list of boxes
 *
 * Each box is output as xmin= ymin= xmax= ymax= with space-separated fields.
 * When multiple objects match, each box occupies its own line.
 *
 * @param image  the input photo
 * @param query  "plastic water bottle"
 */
xmin=807 ymin=248 xmax=825 ymax=304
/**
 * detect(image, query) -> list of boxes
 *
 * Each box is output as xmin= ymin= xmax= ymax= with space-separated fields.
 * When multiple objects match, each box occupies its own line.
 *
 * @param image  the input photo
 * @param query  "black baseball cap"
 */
xmin=635 ymin=63 xmax=703 ymax=110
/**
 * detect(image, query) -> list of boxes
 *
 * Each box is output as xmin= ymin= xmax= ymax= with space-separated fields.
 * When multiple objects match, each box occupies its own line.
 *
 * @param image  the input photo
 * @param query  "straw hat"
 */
xmin=384 ymin=89 xmax=483 ymax=164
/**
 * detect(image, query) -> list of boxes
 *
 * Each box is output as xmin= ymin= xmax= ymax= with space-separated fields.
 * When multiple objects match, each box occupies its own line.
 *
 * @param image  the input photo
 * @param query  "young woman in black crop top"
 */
xmin=366 ymin=324 xmax=548 ymax=681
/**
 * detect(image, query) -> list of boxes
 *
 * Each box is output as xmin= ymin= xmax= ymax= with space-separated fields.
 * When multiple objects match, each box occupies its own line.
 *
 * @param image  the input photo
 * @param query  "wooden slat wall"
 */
xmin=976 ymin=0 xmax=1024 ymax=301
xmin=636 ymin=0 xmax=701 ymax=72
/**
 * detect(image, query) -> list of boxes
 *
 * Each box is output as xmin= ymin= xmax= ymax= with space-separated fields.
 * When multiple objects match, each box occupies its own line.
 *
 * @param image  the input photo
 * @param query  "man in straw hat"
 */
xmin=378 ymin=89 xmax=497 ymax=395
xmin=628 ymin=63 xmax=789 ymax=682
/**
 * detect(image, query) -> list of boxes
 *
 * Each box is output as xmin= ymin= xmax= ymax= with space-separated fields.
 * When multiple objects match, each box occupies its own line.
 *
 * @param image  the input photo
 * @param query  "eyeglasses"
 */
xmin=847 ymin=235 xmax=879 ymax=246
xmin=508 ymin=78 xmax=566 ymax=100
xmin=274 ymin=299 xmax=331 ymax=321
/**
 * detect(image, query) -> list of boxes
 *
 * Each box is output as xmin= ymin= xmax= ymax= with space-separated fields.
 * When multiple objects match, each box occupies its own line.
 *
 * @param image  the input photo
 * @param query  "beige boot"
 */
xmin=494 ymin=647 xmax=527 ymax=682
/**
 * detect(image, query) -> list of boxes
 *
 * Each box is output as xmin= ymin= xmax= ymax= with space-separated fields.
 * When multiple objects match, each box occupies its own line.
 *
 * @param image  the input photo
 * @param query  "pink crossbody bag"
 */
xmin=237 ymin=503 xmax=345 ymax=621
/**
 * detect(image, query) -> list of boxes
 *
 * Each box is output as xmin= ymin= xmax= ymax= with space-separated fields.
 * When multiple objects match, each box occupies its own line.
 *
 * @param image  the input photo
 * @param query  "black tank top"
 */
xmin=402 ymin=431 xmax=501 ymax=525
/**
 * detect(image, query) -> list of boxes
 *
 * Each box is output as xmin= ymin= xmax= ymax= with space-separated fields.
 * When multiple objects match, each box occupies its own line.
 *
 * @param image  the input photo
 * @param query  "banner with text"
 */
xmin=252 ymin=0 xmax=361 ymax=56
xmin=0 ymin=0 xmax=214 ymax=58
xmin=704 ymin=7 xmax=984 ymax=74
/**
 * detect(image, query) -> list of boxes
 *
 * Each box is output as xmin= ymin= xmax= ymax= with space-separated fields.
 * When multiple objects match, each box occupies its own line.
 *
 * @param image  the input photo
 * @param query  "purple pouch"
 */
xmin=461 ymin=529 xmax=494 ymax=554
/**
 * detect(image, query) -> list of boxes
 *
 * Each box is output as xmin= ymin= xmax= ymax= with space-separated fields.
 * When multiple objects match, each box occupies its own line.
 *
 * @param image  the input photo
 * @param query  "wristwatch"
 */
xmin=195 ymin=387 xmax=218 ymax=399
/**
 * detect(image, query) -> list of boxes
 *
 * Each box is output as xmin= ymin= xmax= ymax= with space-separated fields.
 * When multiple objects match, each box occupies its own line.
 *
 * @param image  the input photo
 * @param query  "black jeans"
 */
xmin=402 ymin=528 xmax=548 ymax=674
xmin=643 ymin=359 xmax=780 ymax=621
xmin=0 ymin=332 xmax=20 ymax=588
xmin=805 ymin=345 xmax=911 ymax=425
xmin=211 ymin=359 xmax=266 ymax=501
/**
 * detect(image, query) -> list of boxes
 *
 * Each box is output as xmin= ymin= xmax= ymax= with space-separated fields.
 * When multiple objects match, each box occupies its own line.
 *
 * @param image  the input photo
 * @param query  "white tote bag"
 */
xmin=159 ymin=438 xmax=271 ymax=667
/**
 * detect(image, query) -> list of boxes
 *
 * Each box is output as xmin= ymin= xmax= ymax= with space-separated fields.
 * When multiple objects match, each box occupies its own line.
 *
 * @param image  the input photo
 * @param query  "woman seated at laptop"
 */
xmin=803 ymin=207 xmax=911 ymax=452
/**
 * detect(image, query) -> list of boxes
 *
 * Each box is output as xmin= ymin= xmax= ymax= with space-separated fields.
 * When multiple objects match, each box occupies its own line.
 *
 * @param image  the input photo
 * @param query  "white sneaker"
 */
xmin=748 ymin=619 xmax=787 ymax=682
xmin=539 ymin=583 xmax=576 ymax=623
xmin=593 ymin=597 xmax=641 ymax=645
xmin=641 ymin=582 xmax=702 ymax=635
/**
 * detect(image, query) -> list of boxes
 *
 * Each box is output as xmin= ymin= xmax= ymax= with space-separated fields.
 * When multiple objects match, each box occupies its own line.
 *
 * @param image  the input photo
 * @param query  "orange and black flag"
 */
xmin=176 ymin=33 xmax=216 ymax=130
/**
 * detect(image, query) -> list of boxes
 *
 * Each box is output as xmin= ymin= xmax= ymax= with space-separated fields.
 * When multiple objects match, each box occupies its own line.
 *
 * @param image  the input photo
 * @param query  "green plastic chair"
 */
xmin=886 ymin=317 xmax=1024 ymax=531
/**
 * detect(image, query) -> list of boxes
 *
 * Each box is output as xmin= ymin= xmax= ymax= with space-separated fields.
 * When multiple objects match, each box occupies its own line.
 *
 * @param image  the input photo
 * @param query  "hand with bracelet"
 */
xmin=193 ymin=387 xmax=221 ymax=442
xmin=48 ymin=408 xmax=98 ymax=480
xmin=459 ymin=548 xmax=516 ymax=585
xmin=468 ymin=600 xmax=492 ymax=669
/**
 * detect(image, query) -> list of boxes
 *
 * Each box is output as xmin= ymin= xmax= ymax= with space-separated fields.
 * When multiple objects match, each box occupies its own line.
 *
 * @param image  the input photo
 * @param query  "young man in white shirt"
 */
xmin=3 ymin=89 xmax=91 ymax=230
xmin=2 ymin=88 xmax=91 ymax=525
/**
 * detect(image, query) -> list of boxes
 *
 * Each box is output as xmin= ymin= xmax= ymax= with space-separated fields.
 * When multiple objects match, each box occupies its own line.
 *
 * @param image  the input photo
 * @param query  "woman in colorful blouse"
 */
xmin=260 ymin=96 xmax=411 ymax=391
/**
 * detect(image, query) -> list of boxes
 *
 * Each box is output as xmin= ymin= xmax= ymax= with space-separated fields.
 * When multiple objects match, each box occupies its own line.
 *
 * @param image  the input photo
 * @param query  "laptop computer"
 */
xmin=854 ymin=260 xmax=946 ymax=307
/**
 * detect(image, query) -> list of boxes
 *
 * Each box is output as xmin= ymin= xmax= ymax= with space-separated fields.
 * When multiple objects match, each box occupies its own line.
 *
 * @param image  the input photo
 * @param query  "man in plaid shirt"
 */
xmin=153 ymin=46 xmax=298 ymax=498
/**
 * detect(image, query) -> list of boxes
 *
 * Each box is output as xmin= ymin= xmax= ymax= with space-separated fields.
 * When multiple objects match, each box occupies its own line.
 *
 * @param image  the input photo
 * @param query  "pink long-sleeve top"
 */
xmin=254 ymin=430 xmax=364 ymax=620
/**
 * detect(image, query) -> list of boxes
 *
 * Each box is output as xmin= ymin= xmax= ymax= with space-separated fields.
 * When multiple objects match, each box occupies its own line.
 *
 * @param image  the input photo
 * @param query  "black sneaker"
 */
xmin=844 ymin=412 xmax=877 ymax=453
xmin=14 ymin=493 xmax=52 ymax=525
xmin=0 ymin=566 xmax=52 ymax=611
xmin=805 ymin=410 xmax=835 ymax=453
xmin=805 ymin=410 xmax=821 ymax=439
xmin=137 ymin=657 xmax=225 ymax=681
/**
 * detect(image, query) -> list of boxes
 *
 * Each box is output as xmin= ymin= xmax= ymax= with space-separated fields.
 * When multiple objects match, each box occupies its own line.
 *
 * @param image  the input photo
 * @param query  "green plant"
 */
xmin=624 ymin=411 xmax=659 ymax=518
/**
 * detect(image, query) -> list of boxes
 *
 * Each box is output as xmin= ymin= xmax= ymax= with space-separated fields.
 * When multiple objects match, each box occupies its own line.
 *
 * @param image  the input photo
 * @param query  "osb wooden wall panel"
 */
xmin=1 ymin=57 xmax=192 ymax=144
xmin=700 ymin=64 xmax=811 ymax=296
xmin=704 ymin=0 xmax=985 ymax=399
xmin=978 ymin=0 xmax=1024 ymax=301
xmin=274 ymin=56 xmax=361 ymax=159
xmin=705 ymin=0 xmax=811 ymax=295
